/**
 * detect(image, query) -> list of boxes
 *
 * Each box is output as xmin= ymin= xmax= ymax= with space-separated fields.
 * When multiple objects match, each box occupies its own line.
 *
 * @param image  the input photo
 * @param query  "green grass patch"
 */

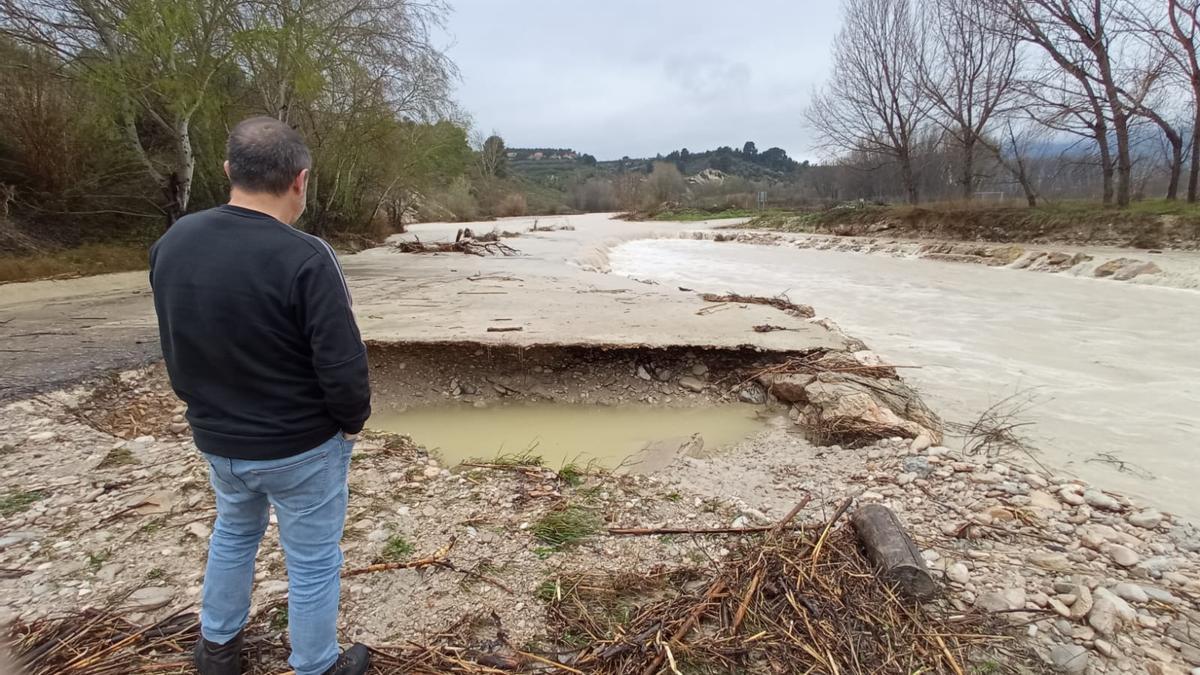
xmin=146 ymin=567 xmax=166 ymax=581
xmin=652 ymin=207 xmax=766 ymax=221
xmin=139 ymin=517 xmax=166 ymax=535
xmin=269 ymin=606 xmax=289 ymax=631
xmin=532 ymin=504 xmax=601 ymax=549
xmin=475 ymin=449 xmax=544 ymax=467
xmin=381 ymin=534 xmax=415 ymax=561
xmin=87 ymin=550 xmax=109 ymax=573
xmin=97 ymin=446 xmax=137 ymax=469
xmin=0 ymin=489 xmax=46 ymax=516
xmin=0 ymin=243 xmax=148 ymax=284
xmin=556 ymin=463 xmax=585 ymax=487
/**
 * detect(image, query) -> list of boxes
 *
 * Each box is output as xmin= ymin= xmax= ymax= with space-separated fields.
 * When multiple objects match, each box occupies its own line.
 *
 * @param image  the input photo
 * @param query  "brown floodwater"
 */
xmin=369 ymin=403 xmax=767 ymax=470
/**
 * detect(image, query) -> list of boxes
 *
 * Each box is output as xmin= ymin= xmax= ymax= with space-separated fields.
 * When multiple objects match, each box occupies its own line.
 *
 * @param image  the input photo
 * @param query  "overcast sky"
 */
xmin=437 ymin=1 xmax=842 ymax=161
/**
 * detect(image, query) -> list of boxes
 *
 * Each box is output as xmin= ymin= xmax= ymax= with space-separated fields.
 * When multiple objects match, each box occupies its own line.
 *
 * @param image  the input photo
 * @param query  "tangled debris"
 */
xmin=392 ymin=237 xmax=519 ymax=256
xmin=539 ymin=498 xmax=1010 ymax=674
xmin=750 ymin=351 xmax=942 ymax=447
xmin=6 ymin=503 xmax=1014 ymax=675
xmin=699 ymin=292 xmax=815 ymax=319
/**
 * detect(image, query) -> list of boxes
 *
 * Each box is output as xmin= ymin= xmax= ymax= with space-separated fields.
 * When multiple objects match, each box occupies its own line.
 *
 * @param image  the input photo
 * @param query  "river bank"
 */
xmin=2 ymin=214 xmax=1199 ymax=672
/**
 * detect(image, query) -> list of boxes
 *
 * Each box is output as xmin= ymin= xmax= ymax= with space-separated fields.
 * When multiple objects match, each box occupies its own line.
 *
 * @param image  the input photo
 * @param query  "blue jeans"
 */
xmin=201 ymin=433 xmax=353 ymax=675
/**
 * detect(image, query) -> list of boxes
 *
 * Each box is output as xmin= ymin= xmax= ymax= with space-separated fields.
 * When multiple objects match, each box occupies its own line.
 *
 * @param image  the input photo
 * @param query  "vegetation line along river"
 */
xmin=609 ymin=238 xmax=1200 ymax=522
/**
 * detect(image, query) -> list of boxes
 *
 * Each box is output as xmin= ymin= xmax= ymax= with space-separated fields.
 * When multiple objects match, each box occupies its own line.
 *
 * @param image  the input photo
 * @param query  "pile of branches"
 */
xmin=748 ymin=349 xmax=901 ymax=381
xmin=7 ymin=502 xmax=1010 ymax=674
xmin=392 ymin=236 xmax=518 ymax=256
xmin=700 ymin=292 xmax=815 ymax=318
xmin=542 ymin=502 xmax=1006 ymax=674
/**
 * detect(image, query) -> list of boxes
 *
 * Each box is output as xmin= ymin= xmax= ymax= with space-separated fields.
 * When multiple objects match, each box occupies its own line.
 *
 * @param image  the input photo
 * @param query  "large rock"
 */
xmin=795 ymin=372 xmax=941 ymax=445
xmin=1094 ymin=257 xmax=1161 ymax=280
xmin=1129 ymin=509 xmax=1164 ymax=529
xmin=758 ymin=373 xmax=815 ymax=404
xmin=125 ymin=587 xmax=174 ymax=611
xmin=1067 ymin=585 xmax=1093 ymax=620
xmin=1048 ymin=644 xmax=1090 ymax=674
xmin=1088 ymin=588 xmax=1135 ymax=635
xmin=1083 ymin=489 xmax=1124 ymax=512
xmin=1101 ymin=543 xmax=1140 ymax=567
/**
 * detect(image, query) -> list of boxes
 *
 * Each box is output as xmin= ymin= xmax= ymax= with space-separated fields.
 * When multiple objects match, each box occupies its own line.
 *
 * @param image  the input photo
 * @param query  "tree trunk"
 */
xmin=1190 ymin=108 xmax=1200 ymax=203
xmin=852 ymin=504 xmax=938 ymax=600
xmin=1167 ymin=134 xmax=1183 ymax=201
xmin=961 ymin=137 xmax=975 ymax=200
xmin=1112 ymin=110 xmax=1133 ymax=207
xmin=1098 ymin=126 xmax=1114 ymax=206
xmin=900 ymin=153 xmax=919 ymax=205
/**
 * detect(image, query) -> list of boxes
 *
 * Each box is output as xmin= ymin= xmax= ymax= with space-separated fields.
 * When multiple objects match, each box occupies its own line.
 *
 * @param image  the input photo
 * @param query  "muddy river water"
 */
xmin=371 ymin=404 xmax=765 ymax=471
xmin=610 ymin=239 xmax=1200 ymax=522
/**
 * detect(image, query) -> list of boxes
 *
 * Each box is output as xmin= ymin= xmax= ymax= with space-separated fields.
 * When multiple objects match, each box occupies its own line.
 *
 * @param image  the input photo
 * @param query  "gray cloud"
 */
xmin=439 ymin=0 xmax=840 ymax=160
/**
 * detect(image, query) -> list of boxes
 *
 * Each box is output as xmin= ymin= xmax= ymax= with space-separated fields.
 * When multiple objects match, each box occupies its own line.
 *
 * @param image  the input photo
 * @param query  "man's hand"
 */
xmin=342 ymin=432 xmax=359 ymax=442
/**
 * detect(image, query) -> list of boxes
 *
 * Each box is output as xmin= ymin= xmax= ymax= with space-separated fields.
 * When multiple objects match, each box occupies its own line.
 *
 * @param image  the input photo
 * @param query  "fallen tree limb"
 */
xmin=392 ymin=237 xmax=518 ymax=256
xmin=607 ymin=522 xmax=823 ymax=536
xmin=700 ymin=292 xmax=815 ymax=318
xmin=852 ymin=503 xmax=938 ymax=600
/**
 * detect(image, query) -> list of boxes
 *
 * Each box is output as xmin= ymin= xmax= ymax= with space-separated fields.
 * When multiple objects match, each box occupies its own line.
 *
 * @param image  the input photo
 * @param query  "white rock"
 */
xmin=1128 ymin=510 xmax=1164 ymax=529
xmin=1101 ymin=543 xmax=1140 ymax=567
xmin=896 ymin=472 xmax=917 ymax=486
xmin=1087 ymin=590 xmax=1134 ymax=635
xmin=909 ymin=434 xmax=932 ymax=453
xmin=1068 ymin=585 xmax=1093 ymax=620
xmin=185 ymin=522 xmax=211 ymax=540
xmin=1110 ymin=582 xmax=1149 ymax=604
xmin=1049 ymin=643 xmax=1089 ymax=674
xmin=1029 ymin=490 xmax=1063 ymax=512
xmin=0 ymin=531 xmax=39 ymax=550
xmin=125 ymin=586 xmax=174 ymax=610
xmin=946 ymin=563 xmax=970 ymax=585
xmin=1059 ymin=488 xmax=1085 ymax=506
xmin=1084 ymin=489 xmax=1124 ymax=512
xmin=422 ymin=465 xmax=441 ymax=479
xmin=26 ymin=431 xmax=56 ymax=443
xmin=259 ymin=580 xmax=289 ymax=595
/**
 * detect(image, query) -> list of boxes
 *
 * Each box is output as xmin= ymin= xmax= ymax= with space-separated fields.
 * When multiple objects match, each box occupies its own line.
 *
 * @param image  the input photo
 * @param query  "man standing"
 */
xmin=150 ymin=117 xmax=372 ymax=675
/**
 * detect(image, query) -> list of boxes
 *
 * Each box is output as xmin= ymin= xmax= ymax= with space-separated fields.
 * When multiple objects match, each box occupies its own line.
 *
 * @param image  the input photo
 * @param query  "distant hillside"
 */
xmin=507 ymin=142 xmax=806 ymax=184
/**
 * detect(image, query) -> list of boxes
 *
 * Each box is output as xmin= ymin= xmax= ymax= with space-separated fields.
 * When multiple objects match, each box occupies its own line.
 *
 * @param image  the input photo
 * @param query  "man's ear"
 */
xmin=223 ymin=160 xmax=231 ymax=179
xmin=295 ymin=169 xmax=309 ymax=194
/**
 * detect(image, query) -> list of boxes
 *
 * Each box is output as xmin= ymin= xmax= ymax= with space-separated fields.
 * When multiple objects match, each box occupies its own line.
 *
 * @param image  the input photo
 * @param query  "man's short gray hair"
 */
xmin=226 ymin=117 xmax=312 ymax=195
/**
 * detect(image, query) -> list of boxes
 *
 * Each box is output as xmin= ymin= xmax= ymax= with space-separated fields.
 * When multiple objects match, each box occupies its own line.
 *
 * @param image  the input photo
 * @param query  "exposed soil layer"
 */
xmin=744 ymin=204 xmax=1200 ymax=250
xmin=367 ymin=342 xmax=803 ymax=410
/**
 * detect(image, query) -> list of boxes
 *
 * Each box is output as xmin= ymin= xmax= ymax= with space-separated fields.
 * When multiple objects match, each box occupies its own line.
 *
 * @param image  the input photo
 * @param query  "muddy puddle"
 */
xmin=369 ymin=403 xmax=767 ymax=470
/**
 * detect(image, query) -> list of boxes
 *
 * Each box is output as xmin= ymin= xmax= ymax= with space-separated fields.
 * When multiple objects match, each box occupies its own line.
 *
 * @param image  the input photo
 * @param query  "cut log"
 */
xmin=851 ymin=504 xmax=938 ymax=600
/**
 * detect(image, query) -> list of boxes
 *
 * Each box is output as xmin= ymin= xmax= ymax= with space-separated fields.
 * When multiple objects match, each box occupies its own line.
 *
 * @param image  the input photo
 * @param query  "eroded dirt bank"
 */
xmin=3 ymin=339 xmax=1200 ymax=673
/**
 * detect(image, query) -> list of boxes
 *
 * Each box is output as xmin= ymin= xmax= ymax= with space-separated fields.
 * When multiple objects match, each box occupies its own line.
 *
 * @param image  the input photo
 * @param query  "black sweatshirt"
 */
xmin=149 ymin=204 xmax=371 ymax=460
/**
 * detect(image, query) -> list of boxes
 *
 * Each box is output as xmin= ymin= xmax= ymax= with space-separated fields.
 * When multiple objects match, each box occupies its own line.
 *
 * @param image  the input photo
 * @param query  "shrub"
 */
xmin=497 ymin=192 xmax=527 ymax=217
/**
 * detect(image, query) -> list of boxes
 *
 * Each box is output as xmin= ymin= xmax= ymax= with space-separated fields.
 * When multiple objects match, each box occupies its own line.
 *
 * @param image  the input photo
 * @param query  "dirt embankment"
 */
xmin=745 ymin=203 xmax=1200 ymax=250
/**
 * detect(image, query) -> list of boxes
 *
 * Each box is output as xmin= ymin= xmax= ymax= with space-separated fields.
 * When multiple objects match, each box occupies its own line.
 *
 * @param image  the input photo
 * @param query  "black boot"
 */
xmin=193 ymin=630 xmax=243 ymax=675
xmin=321 ymin=643 xmax=371 ymax=675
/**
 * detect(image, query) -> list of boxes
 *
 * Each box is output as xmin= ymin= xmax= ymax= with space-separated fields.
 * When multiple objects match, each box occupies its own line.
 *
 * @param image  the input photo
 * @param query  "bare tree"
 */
xmin=806 ymin=0 xmax=930 ymax=204
xmin=996 ymin=0 xmax=1143 ymax=207
xmin=1167 ymin=1 xmax=1200 ymax=201
xmin=922 ymin=0 xmax=1021 ymax=199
